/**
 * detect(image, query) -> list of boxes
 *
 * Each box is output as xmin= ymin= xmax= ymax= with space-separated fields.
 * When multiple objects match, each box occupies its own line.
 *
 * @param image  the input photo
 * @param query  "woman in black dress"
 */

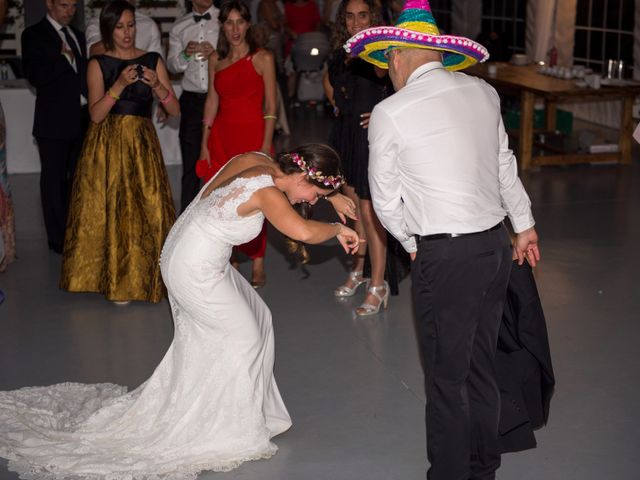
xmin=323 ymin=0 xmax=390 ymax=316
xmin=61 ymin=0 xmax=178 ymax=304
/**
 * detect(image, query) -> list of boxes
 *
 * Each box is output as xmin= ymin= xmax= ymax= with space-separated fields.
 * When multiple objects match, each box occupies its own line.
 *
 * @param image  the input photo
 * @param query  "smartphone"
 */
xmin=135 ymin=64 xmax=144 ymax=80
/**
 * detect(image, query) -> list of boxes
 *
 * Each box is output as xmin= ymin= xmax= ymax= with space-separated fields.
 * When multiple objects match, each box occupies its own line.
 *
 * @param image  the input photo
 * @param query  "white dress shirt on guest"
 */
xmin=167 ymin=5 xmax=220 ymax=94
xmin=368 ymin=61 xmax=535 ymax=254
xmin=47 ymin=14 xmax=81 ymax=72
xmin=85 ymin=11 xmax=164 ymax=57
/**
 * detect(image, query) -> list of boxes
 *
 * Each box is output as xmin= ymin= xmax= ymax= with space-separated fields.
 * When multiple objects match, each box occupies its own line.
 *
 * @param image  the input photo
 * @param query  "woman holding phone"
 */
xmin=61 ymin=0 xmax=179 ymax=304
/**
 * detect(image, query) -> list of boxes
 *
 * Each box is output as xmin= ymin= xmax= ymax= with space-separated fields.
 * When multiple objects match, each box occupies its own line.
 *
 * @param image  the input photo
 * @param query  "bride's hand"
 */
xmin=335 ymin=223 xmax=362 ymax=255
xmin=327 ymin=192 xmax=357 ymax=223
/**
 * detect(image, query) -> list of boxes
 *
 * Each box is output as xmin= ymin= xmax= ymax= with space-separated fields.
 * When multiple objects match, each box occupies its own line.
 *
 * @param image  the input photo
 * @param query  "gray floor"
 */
xmin=1 ymin=107 xmax=640 ymax=479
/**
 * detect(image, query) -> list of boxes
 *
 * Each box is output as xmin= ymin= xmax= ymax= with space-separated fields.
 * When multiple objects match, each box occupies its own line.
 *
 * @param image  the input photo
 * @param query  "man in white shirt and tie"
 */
xmin=85 ymin=0 xmax=163 ymax=56
xmin=167 ymin=0 xmax=220 ymax=210
xmin=345 ymin=1 xmax=540 ymax=479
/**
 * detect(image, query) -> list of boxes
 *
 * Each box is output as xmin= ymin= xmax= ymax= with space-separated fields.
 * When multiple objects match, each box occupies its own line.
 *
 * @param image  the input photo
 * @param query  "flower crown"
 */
xmin=289 ymin=152 xmax=345 ymax=189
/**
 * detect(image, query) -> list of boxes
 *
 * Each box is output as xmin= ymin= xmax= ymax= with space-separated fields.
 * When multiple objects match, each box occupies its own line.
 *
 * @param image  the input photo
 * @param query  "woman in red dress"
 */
xmin=199 ymin=0 xmax=277 ymax=288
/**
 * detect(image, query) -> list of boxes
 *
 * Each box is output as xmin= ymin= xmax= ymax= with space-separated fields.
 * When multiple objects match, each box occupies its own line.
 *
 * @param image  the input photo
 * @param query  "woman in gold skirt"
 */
xmin=61 ymin=0 xmax=179 ymax=303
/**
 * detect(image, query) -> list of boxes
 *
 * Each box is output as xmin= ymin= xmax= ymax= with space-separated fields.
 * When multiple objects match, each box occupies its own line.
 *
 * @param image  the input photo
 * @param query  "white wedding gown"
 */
xmin=0 ymin=171 xmax=292 ymax=479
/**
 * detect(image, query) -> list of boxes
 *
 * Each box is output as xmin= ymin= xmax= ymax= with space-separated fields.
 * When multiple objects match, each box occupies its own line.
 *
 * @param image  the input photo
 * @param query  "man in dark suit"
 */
xmin=21 ymin=0 xmax=88 ymax=253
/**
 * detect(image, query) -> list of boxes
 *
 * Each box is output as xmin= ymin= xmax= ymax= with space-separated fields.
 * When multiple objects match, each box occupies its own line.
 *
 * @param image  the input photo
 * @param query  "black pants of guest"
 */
xmin=179 ymin=91 xmax=206 ymax=211
xmin=36 ymin=129 xmax=86 ymax=253
xmin=411 ymin=225 xmax=512 ymax=480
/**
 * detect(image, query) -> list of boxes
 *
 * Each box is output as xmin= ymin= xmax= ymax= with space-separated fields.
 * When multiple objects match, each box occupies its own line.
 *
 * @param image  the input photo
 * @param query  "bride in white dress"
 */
xmin=0 ymin=144 xmax=361 ymax=479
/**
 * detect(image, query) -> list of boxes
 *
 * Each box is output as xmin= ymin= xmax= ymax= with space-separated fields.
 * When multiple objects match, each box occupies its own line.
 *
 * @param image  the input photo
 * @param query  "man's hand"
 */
xmin=514 ymin=227 xmax=540 ymax=267
xmin=410 ymin=252 xmax=417 ymax=262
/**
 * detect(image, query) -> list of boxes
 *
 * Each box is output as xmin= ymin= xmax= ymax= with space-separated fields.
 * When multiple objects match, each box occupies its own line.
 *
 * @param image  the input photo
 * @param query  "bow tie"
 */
xmin=194 ymin=12 xmax=211 ymax=22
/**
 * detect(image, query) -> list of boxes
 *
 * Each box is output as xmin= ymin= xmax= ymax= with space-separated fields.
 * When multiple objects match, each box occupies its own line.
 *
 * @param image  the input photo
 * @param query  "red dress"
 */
xmin=206 ymin=54 xmax=268 ymax=259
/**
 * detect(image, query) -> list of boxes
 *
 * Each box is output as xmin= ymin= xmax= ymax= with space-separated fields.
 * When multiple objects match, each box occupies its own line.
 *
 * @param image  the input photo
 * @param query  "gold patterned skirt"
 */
xmin=60 ymin=114 xmax=176 ymax=303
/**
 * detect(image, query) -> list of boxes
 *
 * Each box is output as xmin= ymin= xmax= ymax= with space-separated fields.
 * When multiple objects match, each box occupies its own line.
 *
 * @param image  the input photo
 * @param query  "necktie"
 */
xmin=61 ymin=26 xmax=81 ymax=64
xmin=61 ymin=26 xmax=88 ymax=98
xmin=194 ymin=12 xmax=211 ymax=23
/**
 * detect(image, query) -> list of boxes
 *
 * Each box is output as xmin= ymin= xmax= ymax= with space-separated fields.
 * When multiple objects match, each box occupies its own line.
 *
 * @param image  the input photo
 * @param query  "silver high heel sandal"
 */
xmin=355 ymin=281 xmax=389 ymax=317
xmin=334 ymin=271 xmax=369 ymax=297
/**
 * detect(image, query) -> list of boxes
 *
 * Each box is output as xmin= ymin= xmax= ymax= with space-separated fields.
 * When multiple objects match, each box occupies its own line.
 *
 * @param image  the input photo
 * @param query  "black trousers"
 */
xmin=179 ymin=91 xmax=206 ymax=211
xmin=411 ymin=225 xmax=512 ymax=480
xmin=35 ymin=111 xmax=87 ymax=252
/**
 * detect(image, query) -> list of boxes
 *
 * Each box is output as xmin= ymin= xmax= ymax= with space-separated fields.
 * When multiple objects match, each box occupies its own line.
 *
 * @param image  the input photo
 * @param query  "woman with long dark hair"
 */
xmin=60 ymin=0 xmax=179 ymax=304
xmin=199 ymin=0 xmax=277 ymax=288
xmin=0 ymin=144 xmax=361 ymax=478
xmin=324 ymin=0 xmax=391 ymax=316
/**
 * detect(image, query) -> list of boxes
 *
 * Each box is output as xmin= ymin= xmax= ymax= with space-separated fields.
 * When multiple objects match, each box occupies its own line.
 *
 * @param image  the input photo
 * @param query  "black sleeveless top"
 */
xmin=94 ymin=52 xmax=161 ymax=118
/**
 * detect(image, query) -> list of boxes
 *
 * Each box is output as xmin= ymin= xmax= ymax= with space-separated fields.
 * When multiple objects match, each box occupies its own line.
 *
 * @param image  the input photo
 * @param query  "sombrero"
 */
xmin=343 ymin=0 xmax=489 ymax=71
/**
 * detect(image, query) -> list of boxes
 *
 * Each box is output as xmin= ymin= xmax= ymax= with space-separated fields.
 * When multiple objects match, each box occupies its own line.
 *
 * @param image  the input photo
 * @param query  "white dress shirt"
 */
xmin=47 ymin=14 xmax=81 ymax=72
xmin=368 ymin=61 xmax=535 ymax=253
xmin=47 ymin=15 xmax=86 ymax=105
xmin=85 ymin=12 xmax=163 ymax=57
xmin=167 ymin=6 xmax=220 ymax=94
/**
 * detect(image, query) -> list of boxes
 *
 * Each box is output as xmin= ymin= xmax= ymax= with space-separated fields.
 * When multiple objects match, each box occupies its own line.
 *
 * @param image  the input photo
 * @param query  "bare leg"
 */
xmin=356 ymin=199 xmax=388 ymax=315
xmin=251 ymin=256 xmax=266 ymax=289
xmin=335 ymin=185 xmax=368 ymax=293
xmin=230 ymin=249 xmax=240 ymax=270
xmin=287 ymin=72 xmax=298 ymax=102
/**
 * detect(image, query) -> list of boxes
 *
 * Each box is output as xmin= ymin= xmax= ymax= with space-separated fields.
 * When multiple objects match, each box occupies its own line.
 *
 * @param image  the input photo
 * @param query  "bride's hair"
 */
xmin=277 ymin=144 xmax=343 ymax=264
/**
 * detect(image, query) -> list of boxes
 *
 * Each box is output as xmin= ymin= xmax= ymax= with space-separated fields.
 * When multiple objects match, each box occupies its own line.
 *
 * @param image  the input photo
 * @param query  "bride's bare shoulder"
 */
xmin=233 ymin=153 xmax=277 ymax=179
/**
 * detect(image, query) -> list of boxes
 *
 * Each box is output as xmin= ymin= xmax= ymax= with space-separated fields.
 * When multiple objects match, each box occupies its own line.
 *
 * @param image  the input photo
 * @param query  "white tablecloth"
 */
xmin=0 ymin=79 xmax=183 ymax=174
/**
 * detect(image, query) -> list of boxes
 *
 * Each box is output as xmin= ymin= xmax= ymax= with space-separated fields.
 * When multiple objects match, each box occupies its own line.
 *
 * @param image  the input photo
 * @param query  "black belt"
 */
xmin=415 ymin=223 xmax=503 ymax=243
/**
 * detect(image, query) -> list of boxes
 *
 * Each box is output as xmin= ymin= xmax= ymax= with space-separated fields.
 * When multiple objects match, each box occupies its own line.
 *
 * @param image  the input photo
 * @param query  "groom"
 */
xmin=345 ymin=1 xmax=540 ymax=479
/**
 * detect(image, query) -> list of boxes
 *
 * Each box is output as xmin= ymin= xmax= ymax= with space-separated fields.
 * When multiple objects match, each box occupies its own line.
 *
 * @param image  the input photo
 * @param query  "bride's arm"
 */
xmin=252 ymin=187 xmax=361 ymax=253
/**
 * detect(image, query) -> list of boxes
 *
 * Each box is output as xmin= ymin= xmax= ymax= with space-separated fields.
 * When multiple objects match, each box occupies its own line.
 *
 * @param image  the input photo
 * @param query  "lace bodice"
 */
xmin=160 ymin=173 xmax=275 ymax=276
xmin=194 ymin=174 xmax=274 ymax=224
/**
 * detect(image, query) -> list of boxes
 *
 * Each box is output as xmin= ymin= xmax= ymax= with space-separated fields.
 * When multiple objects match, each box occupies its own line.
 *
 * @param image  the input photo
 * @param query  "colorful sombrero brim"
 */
xmin=344 ymin=27 xmax=489 ymax=71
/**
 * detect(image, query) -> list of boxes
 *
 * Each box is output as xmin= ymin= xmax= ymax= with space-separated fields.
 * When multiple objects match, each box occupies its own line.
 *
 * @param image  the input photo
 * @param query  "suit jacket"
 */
xmin=497 ymin=261 xmax=556 ymax=453
xmin=21 ymin=18 xmax=88 ymax=140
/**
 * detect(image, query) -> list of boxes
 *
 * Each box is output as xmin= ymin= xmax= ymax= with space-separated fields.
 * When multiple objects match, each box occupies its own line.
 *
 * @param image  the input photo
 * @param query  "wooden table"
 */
xmin=467 ymin=62 xmax=640 ymax=170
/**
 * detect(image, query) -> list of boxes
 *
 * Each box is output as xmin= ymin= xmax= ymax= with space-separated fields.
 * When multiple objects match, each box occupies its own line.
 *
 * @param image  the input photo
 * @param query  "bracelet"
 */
xmin=331 ymin=222 xmax=341 ymax=235
xmin=107 ymin=88 xmax=120 ymax=100
xmin=202 ymin=117 xmax=213 ymax=127
xmin=180 ymin=51 xmax=192 ymax=61
xmin=159 ymin=89 xmax=173 ymax=105
xmin=103 ymin=92 xmax=116 ymax=105
xmin=263 ymin=114 xmax=277 ymax=120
